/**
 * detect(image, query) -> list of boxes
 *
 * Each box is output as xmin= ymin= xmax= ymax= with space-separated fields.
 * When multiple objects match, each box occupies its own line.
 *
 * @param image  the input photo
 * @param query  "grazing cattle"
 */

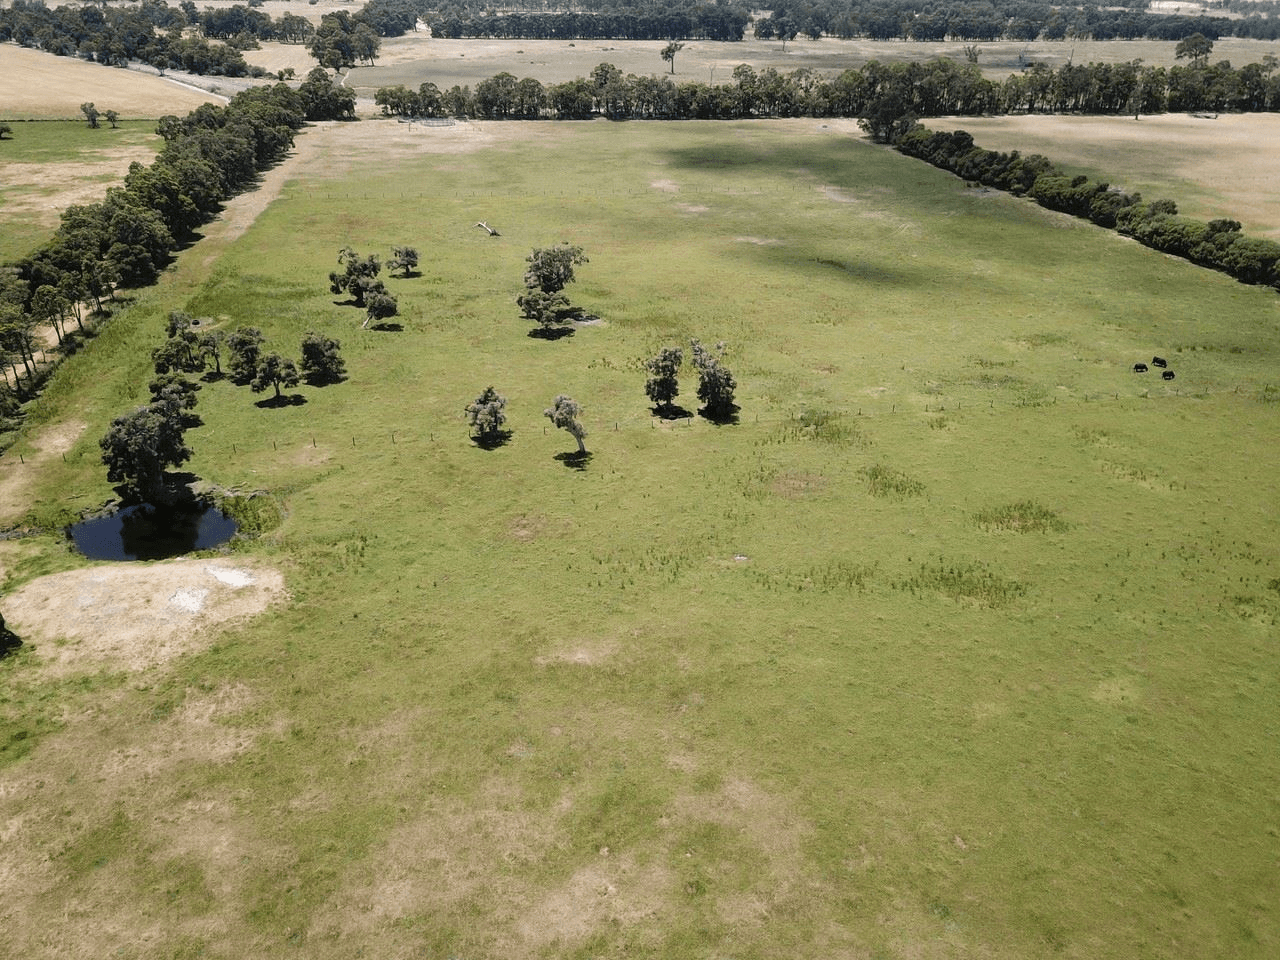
xmin=1162 ymin=370 xmax=1176 ymax=380
xmin=1133 ymin=363 xmax=1148 ymax=373
xmin=1152 ymin=356 xmax=1167 ymax=368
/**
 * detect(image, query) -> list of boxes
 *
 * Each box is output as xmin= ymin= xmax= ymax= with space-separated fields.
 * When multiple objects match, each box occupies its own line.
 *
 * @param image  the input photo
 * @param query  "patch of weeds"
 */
xmin=217 ymin=491 xmax=282 ymax=538
xmin=860 ymin=464 xmax=925 ymax=499
xmin=974 ymin=501 xmax=1069 ymax=533
xmin=897 ymin=558 xmax=1026 ymax=607
xmin=973 ymin=357 xmax=1015 ymax=368
xmin=752 ymin=560 xmax=876 ymax=593
xmin=781 ymin=407 xmax=860 ymax=445
xmin=0 ymin=648 xmax=67 ymax=767
xmin=1013 ymin=386 xmax=1052 ymax=407
xmin=1256 ymin=384 xmax=1280 ymax=405
xmin=1098 ymin=460 xmax=1178 ymax=490
xmin=971 ymin=372 xmax=1026 ymax=388
xmin=1071 ymin=425 xmax=1110 ymax=445
xmin=928 ymin=414 xmax=950 ymax=430
xmin=55 ymin=806 xmax=138 ymax=874
xmin=1018 ymin=332 xmax=1069 ymax=347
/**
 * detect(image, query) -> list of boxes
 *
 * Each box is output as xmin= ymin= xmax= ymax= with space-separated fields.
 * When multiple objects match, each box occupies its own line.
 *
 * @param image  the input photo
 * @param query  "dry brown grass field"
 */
xmin=331 ymin=34 xmax=1280 ymax=96
xmin=935 ymin=112 xmax=1280 ymax=238
xmin=0 ymin=42 xmax=224 ymax=119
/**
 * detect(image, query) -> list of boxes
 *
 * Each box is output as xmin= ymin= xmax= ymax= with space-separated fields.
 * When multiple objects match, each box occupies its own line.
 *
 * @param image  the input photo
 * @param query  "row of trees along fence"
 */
xmin=893 ymin=125 xmax=1280 ymax=291
xmin=374 ymin=53 xmax=1280 ymax=123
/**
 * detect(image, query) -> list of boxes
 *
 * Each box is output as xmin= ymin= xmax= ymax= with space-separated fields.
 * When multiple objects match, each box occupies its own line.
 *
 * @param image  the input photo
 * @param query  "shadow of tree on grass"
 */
xmin=472 ymin=430 xmax=513 ymax=450
xmin=554 ymin=450 xmax=593 ymax=471
xmin=255 ymin=393 xmax=308 ymax=409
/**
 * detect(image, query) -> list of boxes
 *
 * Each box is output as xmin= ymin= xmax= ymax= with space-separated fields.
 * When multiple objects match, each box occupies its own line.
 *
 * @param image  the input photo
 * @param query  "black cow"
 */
xmin=1133 ymin=363 xmax=1148 ymax=373
xmin=1152 ymin=356 xmax=1168 ymax=368
xmin=1162 ymin=370 xmax=1175 ymax=380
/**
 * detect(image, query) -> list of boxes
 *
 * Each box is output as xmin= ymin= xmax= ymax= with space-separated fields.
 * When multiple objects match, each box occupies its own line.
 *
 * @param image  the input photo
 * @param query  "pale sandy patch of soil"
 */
xmin=3 ymin=558 xmax=286 ymax=677
xmin=532 ymin=638 xmax=619 ymax=667
xmin=0 ymin=149 xmax=159 ymax=227
xmin=517 ymin=856 xmax=673 ymax=946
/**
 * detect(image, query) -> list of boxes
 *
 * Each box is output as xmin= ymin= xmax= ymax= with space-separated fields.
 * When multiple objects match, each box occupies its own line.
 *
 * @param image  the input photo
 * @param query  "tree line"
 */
xmin=0 ymin=80 xmax=327 ymax=412
xmin=0 ymin=0 xmax=258 ymax=77
xmin=752 ymin=1 xmax=1279 ymax=44
xmin=893 ymin=125 xmax=1280 ymax=291
xmin=414 ymin=0 xmax=1279 ymax=44
xmin=375 ymin=49 xmax=1280 ymax=121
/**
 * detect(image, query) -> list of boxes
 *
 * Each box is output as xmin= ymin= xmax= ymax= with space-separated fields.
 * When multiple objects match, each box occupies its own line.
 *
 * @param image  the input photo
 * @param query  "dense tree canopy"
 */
xmin=100 ymin=401 xmax=193 ymax=503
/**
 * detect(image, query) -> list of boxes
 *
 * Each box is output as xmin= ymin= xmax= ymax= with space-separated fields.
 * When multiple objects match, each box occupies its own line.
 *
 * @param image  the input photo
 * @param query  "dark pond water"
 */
xmin=68 ymin=502 xmax=237 ymax=561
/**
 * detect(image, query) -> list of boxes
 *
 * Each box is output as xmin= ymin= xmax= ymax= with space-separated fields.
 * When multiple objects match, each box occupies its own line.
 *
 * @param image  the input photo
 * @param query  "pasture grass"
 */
xmin=3 ymin=119 xmax=1280 ymax=959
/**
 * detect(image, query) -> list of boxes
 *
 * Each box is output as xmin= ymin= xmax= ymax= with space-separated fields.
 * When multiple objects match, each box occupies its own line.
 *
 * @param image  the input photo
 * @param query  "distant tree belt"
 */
xmin=894 ymin=126 xmax=1280 ymax=293
xmin=376 ymin=55 xmax=1280 ymax=121
xmin=427 ymin=8 xmax=750 ymax=42
xmin=423 ymin=2 xmax=1277 ymax=42
xmin=4 ymin=0 xmax=1277 ymax=61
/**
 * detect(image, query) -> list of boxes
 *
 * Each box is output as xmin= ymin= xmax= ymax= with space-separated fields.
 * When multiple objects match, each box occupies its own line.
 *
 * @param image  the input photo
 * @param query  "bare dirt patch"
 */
xmin=0 ymin=150 xmax=157 ymax=231
xmin=771 ymin=471 xmax=826 ymax=499
xmin=4 ymin=558 xmax=286 ymax=677
xmin=0 ymin=420 xmax=87 ymax=524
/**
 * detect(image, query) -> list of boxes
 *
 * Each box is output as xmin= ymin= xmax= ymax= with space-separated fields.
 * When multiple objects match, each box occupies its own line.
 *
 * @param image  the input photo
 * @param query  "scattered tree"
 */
xmin=0 ymin=123 xmax=12 ymax=140
xmin=389 ymin=245 xmax=419 ymax=277
xmin=690 ymin=339 xmax=738 ymax=420
xmin=100 ymin=401 xmax=193 ymax=503
xmin=644 ymin=346 xmax=683 ymax=414
xmin=103 ymin=110 xmax=119 ymax=129
xmin=544 ymin=394 xmax=587 ymax=454
xmin=81 ymin=102 xmax=100 ymax=128
xmin=466 ymin=385 xmax=508 ymax=445
xmin=1175 ymin=33 xmax=1214 ymax=67
xmin=299 ymin=331 xmax=346 ymax=384
xmin=154 ymin=311 xmax=203 ymax=373
xmin=197 ymin=329 xmax=224 ymax=376
xmin=251 ymin=352 xmax=301 ymax=399
xmin=524 ymin=244 xmax=587 ymax=295
xmin=517 ymin=286 xmax=571 ymax=331
xmin=660 ymin=41 xmax=685 ymax=74
xmin=329 ymin=247 xmax=382 ymax=307
xmin=363 ymin=290 xmax=398 ymax=328
xmin=226 ymin=326 xmax=265 ymax=383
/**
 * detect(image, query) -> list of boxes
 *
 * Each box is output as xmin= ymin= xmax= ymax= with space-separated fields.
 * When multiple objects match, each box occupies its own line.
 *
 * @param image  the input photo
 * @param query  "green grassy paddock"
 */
xmin=2 ymin=119 xmax=1279 ymax=959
